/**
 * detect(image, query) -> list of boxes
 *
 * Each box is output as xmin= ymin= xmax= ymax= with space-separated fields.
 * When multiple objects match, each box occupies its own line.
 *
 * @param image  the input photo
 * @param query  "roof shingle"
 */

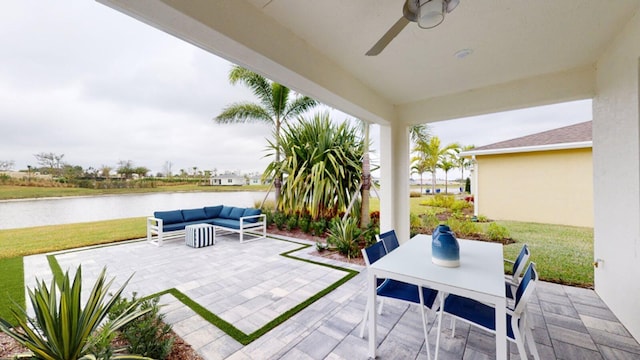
xmin=473 ymin=121 xmax=592 ymax=151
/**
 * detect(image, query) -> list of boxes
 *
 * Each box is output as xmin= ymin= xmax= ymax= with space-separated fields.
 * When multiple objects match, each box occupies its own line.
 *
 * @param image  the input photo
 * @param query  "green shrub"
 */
xmin=409 ymin=191 xmax=422 ymax=198
xmin=410 ymin=213 xmax=422 ymax=228
xmin=487 ymin=222 xmax=510 ymax=241
xmin=298 ymin=216 xmax=311 ymax=233
xmin=450 ymin=199 xmax=472 ymax=212
xmin=465 ymin=177 xmax=471 ymax=192
xmin=285 ymin=215 xmax=298 ymax=231
xmin=327 ymin=218 xmax=361 ymax=258
xmin=311 ymin=218 xmax=328 ymax=236
xmin=361 ymin=221 xmax=380 ymax=248
xmin=421 ymin=213 xmax=440 ymax=229
xmin=273 ymin=212 xmax=287 ymax=230
xmin=450 ymin=210 xmax=466 ymax=220
xmin=446 ymin=218 xmax=480 ymax=237
xmin=262 ymin=208 xmax=274 ymax=226
xmin=424 ymin=194 xmax=456 ymax=208
xmin=110 ymin=294 xmax=173 ymax=360
xmin=87 ymin=323 xmax=117 ymax=360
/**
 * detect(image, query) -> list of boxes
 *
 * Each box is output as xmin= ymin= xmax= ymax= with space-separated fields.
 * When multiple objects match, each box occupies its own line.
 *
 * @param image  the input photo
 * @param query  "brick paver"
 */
xmin=23 ymin=235 xmax=640 ymax=359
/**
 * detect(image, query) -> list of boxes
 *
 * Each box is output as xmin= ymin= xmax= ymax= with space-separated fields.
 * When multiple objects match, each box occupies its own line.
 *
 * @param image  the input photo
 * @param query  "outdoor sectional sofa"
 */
xmin=146 ymin=205 xmax=266 ymax=246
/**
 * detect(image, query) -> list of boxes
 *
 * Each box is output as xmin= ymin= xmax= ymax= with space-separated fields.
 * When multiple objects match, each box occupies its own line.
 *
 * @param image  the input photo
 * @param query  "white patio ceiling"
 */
xmin=99 ymin=0 xmax=639 ymax=125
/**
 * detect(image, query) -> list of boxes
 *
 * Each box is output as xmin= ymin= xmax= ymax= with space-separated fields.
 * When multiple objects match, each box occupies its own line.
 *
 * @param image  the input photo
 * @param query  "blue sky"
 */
xmin=0 ymin=0 xmax=592 ymax=176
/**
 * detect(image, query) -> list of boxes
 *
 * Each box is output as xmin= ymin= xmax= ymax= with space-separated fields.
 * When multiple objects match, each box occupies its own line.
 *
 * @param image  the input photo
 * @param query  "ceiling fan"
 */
xmin=366 ymin=0 xmax=460 ymax=56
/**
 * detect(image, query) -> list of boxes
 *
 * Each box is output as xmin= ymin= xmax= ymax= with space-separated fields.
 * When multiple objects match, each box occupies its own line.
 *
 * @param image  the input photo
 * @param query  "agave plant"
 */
xmin=0 ymin=265 xmax=151 ymax=360
xmin=327 ymin=217 xmax=362 ymax=259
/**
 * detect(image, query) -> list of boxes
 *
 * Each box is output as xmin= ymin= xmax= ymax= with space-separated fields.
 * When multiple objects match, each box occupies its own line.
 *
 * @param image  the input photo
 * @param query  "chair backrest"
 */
xmin=362 ymin=240 xmax=388 ymax=266
xmin=511 ymin=244 xmax=530 ymax=283
xmin=378 ymin=230 xmax=400 ymax=253
xmin=513 ymin=262 xmax=538 ymax=315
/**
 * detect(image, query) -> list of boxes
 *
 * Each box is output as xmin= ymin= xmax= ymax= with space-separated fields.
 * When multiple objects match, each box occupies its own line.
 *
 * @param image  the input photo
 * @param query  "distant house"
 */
xmin=210 ymin=173 xmax=246 ymax=186
xmin=461 ymin=121 xmax=593 ymax=227
xmin=248 ymin=176 xmax=263 ymax=185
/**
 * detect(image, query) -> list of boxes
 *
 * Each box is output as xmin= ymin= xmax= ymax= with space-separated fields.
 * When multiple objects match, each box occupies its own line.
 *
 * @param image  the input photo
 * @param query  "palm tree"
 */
xmin=409 ymin=124 xmax=431 ymax=145
xmin=438 ymin=157 xmax=456 ymax=193
xmin=214 ymin=66 xmax=318 ymax=210
xmin=455 ymin=144 xmax=475 ymax=185
xmin=411 ymin=157 xmax=429 ymax=194
xmin=412 ymin=137 xmax=460 ymax=194
xmin=360 ymin=119 xmax=372 ymax=227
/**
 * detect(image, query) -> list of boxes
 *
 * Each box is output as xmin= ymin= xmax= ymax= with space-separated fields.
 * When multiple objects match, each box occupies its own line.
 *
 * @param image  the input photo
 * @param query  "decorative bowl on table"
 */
xmin=432 ymin=224 xmax=460 ymax=267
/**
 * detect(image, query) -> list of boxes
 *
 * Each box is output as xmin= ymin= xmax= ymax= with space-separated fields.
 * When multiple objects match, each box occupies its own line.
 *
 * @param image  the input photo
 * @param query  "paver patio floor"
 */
xmin=23 ymin=235 xmax=640 ymax=359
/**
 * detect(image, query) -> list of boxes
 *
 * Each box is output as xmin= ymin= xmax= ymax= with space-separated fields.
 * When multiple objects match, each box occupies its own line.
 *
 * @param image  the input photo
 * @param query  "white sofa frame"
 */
xmin=147 ymin=214 xmax=267 ymax=246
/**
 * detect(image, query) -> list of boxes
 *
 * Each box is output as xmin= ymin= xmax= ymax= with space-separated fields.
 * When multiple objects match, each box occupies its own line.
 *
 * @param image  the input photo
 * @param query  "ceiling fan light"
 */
xmin=446 ymin=0 xmax=460 ymax=13
xmin=417 ymin=0 xmax=445 ymax=29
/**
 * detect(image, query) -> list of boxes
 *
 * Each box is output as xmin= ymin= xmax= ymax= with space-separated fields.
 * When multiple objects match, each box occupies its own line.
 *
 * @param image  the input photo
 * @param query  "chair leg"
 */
xmin=418 ymin=287 xmax=432 ymax=360
xmin=451 ymin=317 xmax=456 ymax=337
xmin=512 ymin=316 xmax=530 ymax=360
xmin=377 ymin=298 xmax=385 ymax=315
xmin=359 ymin=299 xmax=370 ymax=338
xmin=524 ymin=317 xmax=540 ymax=360
xmin=434 ymin=292 xmax=445 ymax=360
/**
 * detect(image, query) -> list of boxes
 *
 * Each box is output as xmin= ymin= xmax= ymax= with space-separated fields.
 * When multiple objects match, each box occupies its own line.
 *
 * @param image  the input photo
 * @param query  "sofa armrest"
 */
xmin=147 ymin=217 xmax=164 ymax=246
xmin=147 ymin=216 xmax=163 ymax=228
xmin=239 ymin=214 xmax=266 ymax=227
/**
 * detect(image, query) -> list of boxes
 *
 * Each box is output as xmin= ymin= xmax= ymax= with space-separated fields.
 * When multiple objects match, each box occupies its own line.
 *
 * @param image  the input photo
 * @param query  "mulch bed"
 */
xmin=0 ymin=327 xmax=202 ymax=360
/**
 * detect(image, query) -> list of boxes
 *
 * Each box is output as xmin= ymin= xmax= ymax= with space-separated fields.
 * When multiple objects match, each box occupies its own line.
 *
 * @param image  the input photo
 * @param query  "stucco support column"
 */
xmin=592 ymin=11 xmax=640 ymax=341
xmin=380 ymin=122 xmax=411 ymax=243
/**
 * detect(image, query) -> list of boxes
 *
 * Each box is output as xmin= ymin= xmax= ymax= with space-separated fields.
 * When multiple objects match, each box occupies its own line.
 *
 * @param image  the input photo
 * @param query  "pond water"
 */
xmin=0 ymin=192 xmax=270 ymax=230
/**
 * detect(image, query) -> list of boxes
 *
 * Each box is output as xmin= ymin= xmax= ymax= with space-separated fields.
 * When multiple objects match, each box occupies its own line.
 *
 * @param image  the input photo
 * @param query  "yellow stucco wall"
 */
xmin=476 ymin=148 xmax=593 ymax=227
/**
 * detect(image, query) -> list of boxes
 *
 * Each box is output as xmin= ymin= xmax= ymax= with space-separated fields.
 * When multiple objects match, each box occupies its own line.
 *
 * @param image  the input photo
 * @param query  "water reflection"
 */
xmin=0 ymin=192 xmax=269 ymax=230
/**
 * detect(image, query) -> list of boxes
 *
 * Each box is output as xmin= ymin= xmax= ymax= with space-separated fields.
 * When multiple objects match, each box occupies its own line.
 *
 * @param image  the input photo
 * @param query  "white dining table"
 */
xmin=367 ymin=234 xmax=507 ymax=359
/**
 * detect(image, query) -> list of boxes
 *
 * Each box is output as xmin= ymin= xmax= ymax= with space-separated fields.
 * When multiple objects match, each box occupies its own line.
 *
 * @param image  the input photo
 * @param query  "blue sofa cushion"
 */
xmin=204 ymin=205 xmax=223 ymax=218
xmin=163 ymin=222 xmax=187 ymax=232
xmin=212 ymin=218 xmax=241 ymax=230
xmin=182 ymin=208 xmax=207 ymax=222
xmin=243 ymin=208 xmax=261 ymax=223
xmin=154 ymin=210 xmax=184 ymax=225
xmin=229 ymin=207 xmax=246 ymax=220
xmin=219 ymin=206 xmax=234 ymax=219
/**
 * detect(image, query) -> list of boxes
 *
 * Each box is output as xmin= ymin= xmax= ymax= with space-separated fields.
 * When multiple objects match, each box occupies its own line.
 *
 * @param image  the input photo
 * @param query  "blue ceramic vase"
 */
xmin=432 ymin=224 xmax=451 ymax=241
xmin=432 ymin=225 xmax=460 ymax=267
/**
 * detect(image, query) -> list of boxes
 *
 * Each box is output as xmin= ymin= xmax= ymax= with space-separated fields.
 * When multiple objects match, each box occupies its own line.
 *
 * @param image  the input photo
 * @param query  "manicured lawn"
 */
xmin=0 ymin=218 xmax=146 ymax=259
xmin=0 ymin=196 xmax=594 ymax=292
xmin=496 ymin=221 xmax=593 ymax=287
xmin=0 ymin=257 xmax=24 ymax=325
xmin=371 ymin=196 xmax=594 ymax=287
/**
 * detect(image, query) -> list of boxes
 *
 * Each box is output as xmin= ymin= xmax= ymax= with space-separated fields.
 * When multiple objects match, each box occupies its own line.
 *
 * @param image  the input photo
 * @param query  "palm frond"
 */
xmin=214 ymin=103 xmax=273 ymax=125
xmin=228 ymin=66 xmax=273 ymax=107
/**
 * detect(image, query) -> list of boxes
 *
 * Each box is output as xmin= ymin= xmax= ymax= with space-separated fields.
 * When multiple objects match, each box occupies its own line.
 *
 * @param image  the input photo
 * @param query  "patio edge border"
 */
xmin=45 ymin=238 xmax=360 ymax=346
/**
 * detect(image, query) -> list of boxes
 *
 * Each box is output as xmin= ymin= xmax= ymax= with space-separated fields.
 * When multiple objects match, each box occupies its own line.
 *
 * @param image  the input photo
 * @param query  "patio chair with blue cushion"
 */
xmin=505 ymin=244 xmax=530 ymax=300
xmin=435 ymin=262 xmax=540 ymax=360
xmin=377 ymin=229 xmax=400 ymax=252
xmin=360 ymin=241 xmax=439 ymax=360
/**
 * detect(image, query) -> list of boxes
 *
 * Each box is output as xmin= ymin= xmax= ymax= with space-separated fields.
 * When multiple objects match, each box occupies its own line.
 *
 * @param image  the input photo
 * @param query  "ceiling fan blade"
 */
xmin=366 ymin=16 xmax=411 ymax=56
